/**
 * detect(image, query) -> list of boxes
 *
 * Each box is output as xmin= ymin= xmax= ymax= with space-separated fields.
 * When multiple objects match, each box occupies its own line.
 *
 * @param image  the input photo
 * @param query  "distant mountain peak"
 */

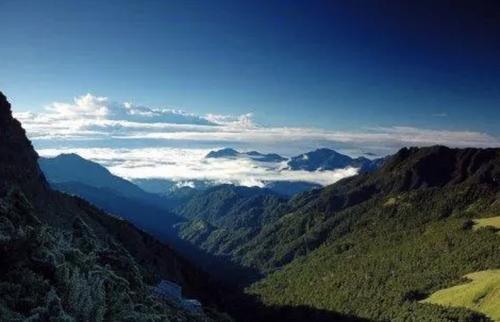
xmin=206 ymin=147 xmax=239 ymax=158
xmin=56 ymin=152 xmax=87 ymax=160
xmin=205 ymin=148 xmax=287 ymax=162
xmin=287 ymin=148 xmax=383 ymax=172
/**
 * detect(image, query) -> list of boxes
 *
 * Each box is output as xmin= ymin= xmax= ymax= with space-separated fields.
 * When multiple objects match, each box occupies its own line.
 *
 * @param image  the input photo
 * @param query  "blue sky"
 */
xmin=1 ymin=0 xmax=499 ymax=133
xmin=1 ymin=1 xmax=500 ymax=186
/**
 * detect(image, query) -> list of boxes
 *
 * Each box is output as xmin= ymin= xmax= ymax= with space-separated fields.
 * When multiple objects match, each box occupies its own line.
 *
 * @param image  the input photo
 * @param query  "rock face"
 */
xmin=0 ymin=92 xmax=47 ymax=197
xmin=0 ymin=91 xmax=226 ymax=321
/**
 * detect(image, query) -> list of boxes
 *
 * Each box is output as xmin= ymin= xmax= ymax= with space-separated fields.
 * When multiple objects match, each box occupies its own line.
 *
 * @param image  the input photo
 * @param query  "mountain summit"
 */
xmin=287 ymin=148 xmax=383 ymax=172
xmin=206 ymin=148 xmax=287 ymax=162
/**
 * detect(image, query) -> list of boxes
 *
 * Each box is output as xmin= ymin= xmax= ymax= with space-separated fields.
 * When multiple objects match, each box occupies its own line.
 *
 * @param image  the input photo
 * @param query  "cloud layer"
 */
xmin=37 ymin=147 xmax=358 ymax=187
xmin=15 ymin=94 xmax=500 ymax=155
xmin=14 ymin=94 xmax=500 ymax=187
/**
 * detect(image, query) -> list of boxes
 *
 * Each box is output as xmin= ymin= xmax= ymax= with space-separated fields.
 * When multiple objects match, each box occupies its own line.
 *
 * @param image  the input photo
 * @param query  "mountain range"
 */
xmin=205 ymin=147 xmax=385 ymax=173
xmin=37 ymin=143 xmax=500 ymax=321
xmin=206 ymin=148 xmax=287 ymax=163
xmin=39 ymin=154 xmax=184 ymax=239
xmin=247 ymin=146 xmax=500 ymax=321
xmin=5 ymin=87 xmax=500 ymax=321
xmin=286 ymin=148 xmax=385 ymax=172
xmin=175 ymin=146 xmax=500 ymax=321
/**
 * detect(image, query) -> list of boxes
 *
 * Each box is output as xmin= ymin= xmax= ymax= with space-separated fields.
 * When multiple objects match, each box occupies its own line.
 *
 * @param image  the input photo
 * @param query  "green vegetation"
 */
xmin=9 ymin=87 xmax=498 ymax=322
xmin=175 ymin=185 xmax=288 ymax=259
xmin=173 ymin=146 xmax=500 ymax=321
xmin=422 ymin=270 xmax=500 ymax=321
xmin=473 ymin=216 xmax=500 ymax=232
xmin=242 ymin=147 xmax=500 ymax=321
xmin=0 ymin=92 xmax=228 ymax=321
xmin=0 ymin=189 xmax=212 ymax=321
xmin=248 ymin=185 xmax=500 ymax=321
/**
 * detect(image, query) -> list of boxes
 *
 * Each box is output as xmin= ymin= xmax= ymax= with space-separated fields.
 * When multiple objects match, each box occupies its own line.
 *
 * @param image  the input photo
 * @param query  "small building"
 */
xmin=152 ymin=280 xmax=203 ymax=313
xmin=152 ymin=280 xmax=182 ymax=301
xmin=182 ymin=299 xmax=202 ymax=313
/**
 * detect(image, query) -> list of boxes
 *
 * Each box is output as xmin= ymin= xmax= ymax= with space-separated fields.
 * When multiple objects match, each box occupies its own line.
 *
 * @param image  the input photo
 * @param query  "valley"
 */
xmin=37 ymin=128 xmax=500 ymax=321
xmin=3 ymin=2 xmax=500 ymax=321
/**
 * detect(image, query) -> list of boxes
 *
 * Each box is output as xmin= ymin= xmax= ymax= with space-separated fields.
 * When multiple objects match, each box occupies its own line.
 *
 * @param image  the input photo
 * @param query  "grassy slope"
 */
xmin=474 ymin=216 xmax=500 ymax=231
xmin=422 ymin=270 xmax=500 ymax=321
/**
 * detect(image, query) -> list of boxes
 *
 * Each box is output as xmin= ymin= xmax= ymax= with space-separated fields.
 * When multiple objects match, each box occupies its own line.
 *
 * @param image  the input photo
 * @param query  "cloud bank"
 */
xmin=14 ymin=93 xmax=500 ymax=187
xmin=37 ymin=147 xmax=358 ymax=187
xmin=14 ymin=94 xmax=500 ymax=153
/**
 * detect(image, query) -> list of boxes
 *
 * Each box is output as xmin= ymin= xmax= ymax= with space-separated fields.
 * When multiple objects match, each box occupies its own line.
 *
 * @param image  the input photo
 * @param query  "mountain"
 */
xmin=39 ymin=155 xmax=185 ymax=239
xmin=132 ymin=178 xmax=186 ymax=195
xmin=0 ymin=91 xmax=226 ymax=321
xmin=245 ymin=146 xmax=500 ymax=321
xmin=174 ymin=185 xmax=289 ymax=283
xmin=287 ymin=148 xmax=384 ymax=172
xmin=263 ymin=181 xmax=321 ymax=197
xmin=39 ymin=153 xmax=162 ymax=202
xmin=132 ymin=178 xmax=214 ymax=200
xmin=206 ymin=148 xmax=287 ymax=162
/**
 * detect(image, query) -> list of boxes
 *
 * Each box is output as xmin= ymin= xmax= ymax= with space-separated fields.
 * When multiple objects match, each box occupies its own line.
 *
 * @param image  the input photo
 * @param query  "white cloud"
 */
xmin=205 ymin=113 xmax=254 ymax=128
xmin=14 ymin=93 xmax=500 ymax=186
xmin=16 ymin=93 xmax=500 ymax=190
xmin=37 ymin=147 xmax=358 ymax=187
xmin=15 ymin=94 xmax=500 ymax=154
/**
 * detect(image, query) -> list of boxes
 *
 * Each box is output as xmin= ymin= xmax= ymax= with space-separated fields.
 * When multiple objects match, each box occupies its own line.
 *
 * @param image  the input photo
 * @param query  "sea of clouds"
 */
xmin=15 ymin=94 xmax=500 ymax=187
xmin=36 ymin=147 xmax=359 ymax=187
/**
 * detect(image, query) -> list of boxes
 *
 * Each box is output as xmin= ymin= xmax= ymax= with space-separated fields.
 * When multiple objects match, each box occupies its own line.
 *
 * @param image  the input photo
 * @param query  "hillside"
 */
xmin=40 ymin=155 xmax=185 ymax=240
xmin=39 ymin=154 xmax=175 ymax=211
xmin=50 ymin=181 xmax=184 ymax=240
xmin=246 ymin=146 xmax=500 ymax=321
xmin=174 ymin=185 xmax=288 ymax=284
xmin=0 ymin=91 xmax=227 ymax=321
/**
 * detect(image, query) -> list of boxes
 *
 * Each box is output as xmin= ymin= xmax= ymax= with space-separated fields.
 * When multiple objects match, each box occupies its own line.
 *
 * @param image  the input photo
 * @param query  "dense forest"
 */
xmin=175 ymin=147 xmax=500 ymax=321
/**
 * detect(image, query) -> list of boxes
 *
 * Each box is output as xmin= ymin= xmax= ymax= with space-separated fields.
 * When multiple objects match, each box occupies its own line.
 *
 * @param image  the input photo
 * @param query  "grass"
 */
xmin=383 ymin=197 xmax=397 ymax=207
xmin=473 ymin=216 xmax=500 ymax=232
xmin=422 ymin=269 xmax=500 ymax=321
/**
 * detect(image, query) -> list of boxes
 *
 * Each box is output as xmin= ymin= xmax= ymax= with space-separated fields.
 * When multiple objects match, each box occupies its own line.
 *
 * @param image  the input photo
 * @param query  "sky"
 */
xmin=1 ymin=0 xmax=500 ymax=186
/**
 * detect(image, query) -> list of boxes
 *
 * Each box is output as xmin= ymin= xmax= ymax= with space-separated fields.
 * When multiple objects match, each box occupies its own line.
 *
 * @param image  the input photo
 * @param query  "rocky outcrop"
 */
xmin=0 ymin=92 xmax=47 ymax=197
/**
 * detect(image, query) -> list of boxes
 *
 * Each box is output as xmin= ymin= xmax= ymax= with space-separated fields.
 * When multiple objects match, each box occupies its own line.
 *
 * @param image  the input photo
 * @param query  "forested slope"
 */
xmin=247 ymin=147 xmax=500 ymax=321
xmin=0 ymin=91 xmax=227 ymax=321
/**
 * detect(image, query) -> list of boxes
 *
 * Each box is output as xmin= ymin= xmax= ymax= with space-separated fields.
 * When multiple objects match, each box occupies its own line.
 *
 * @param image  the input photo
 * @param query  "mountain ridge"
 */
xmin=0 ymin=91 xmax=227 ymax=321
xmin=246 ymin=145 xmax=500 ymax=321
xmin=287 ymin=148 xmax=384 ymax=172
xmin=206 ymin=148 xmax=287 ymax=162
